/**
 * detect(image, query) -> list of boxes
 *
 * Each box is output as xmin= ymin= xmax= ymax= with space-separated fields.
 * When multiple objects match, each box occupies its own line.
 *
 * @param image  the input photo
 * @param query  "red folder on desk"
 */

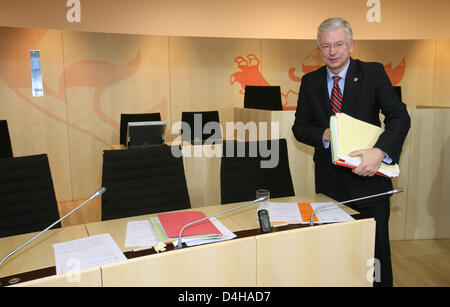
xmin=157 ymin=211 xmax=222 ymax=238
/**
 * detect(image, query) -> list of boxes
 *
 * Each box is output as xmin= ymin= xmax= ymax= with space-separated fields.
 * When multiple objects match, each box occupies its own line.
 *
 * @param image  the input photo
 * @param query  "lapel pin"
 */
xmin=353 ymin=77 xmax=359 ymax=82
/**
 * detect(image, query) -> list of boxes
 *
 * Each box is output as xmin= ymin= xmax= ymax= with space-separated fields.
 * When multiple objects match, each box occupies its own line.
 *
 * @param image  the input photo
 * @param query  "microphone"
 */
xmin=0 ymin=187 xmax=106 ymax=268
xmin=310 ymin=188 xmax=403 ymax=226
xmin=175 ymin=195 xmax=268 ymax=249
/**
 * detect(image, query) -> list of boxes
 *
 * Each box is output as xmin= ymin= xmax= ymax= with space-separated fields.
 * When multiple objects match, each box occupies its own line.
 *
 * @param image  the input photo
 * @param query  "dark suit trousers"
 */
xmin=335 ymin=178 xmax=393 ymax=287
xmin=358 ymin=201 xmax=393 ymax=287
xmin=349 ymin=199 xmax=393 ymax=287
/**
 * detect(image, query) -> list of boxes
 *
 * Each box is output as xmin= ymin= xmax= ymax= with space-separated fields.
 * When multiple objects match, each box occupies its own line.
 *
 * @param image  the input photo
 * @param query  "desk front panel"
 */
xmin=256 ymin=219 xmax=375 ymax=287
xmin=101 ymin=236 xmax=256 ymax=287
xmin=9 ymin=267 xmax=101 ymax=287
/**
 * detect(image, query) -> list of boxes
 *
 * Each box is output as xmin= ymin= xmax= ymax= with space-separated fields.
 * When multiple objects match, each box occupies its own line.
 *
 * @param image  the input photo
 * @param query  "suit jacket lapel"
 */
xmin=342 ymin=58 xmax=360 ymax=113
xmin=316 ymin=66 xmax=333 ymax=118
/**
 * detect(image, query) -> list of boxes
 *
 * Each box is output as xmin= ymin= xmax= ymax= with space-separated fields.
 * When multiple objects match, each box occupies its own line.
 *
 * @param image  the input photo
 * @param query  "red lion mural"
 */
xmin=230 ymin=49 xmax=406 ymax=110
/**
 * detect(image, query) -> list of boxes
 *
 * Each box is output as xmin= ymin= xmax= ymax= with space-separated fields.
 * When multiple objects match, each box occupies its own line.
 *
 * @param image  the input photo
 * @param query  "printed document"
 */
xmin=260 ymin=202 xmax=354 ymax=225
xmin=125 ymin=220 xmax=160 ymax=248
xmin=53 ymin=233 xmax=126 ymax=275
xmin=176 ymin=217 xmax=237 ymax=247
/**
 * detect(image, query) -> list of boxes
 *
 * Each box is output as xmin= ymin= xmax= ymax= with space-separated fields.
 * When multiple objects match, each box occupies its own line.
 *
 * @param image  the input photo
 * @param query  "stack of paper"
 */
xmin=157 ymin=211 xmax=222 ymax=238
xmin=124 ymin=220 xmax=160 ymax=248
xmin=259 ymin=202 xmax=355 ymax=225
xmin=128 ymin=210 xmax=235 ymax=247
xmin=53 ymin=233 xmax=126 ymax=275
xmin=329 ymin=112 xmax=400 ymax=177
xmin=177 ymin=217 xmax=237 ymax=247
xmin=124 ymin=216 xmax=236 ymax=248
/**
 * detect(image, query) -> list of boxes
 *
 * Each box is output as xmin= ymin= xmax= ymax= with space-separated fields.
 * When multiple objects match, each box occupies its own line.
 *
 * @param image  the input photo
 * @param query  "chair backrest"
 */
xmin=120 ymin=113 xmax=161 ymax=145
xmin=181 ymin=111 xmax=222 ymax=143
xmin=244 ymin=86 xmax=283 ymax=111
xmin=393 ymin=86 xmax=402 ymax=100
xmin=101 ymin=145 xmax=191 ymax=220
xmin=0 ymin=154 xmax=60 ymax=238
xmin=220 ymin=138 xmax=295 ymax=204
xmin=126 ymin=121 xmax=166 ymax=148
xmin=0 ymin=120 xmax=13 ymax=158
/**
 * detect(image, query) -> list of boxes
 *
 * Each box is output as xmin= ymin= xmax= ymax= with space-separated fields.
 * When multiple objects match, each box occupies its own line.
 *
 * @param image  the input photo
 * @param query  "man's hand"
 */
xmin=348 ymin=148 xmax=386 ymax=177
xmin=322 ymin=128 xmax=330 ymax=142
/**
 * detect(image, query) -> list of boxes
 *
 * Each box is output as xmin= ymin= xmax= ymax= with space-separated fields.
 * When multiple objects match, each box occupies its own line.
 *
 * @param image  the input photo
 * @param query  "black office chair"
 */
xmin=243 ymin=85 xmax=283 ymax=111
xmin=220 ymin=138 xmax=295 ymax=204
xmin=0 ymin=120 xmax=13 ymax=158
xmin=101 ymin=144 xmax=191 ymax=220
xmin=393 ymin=86 xmax=402 ymax=100
xmin=181 ymin=110 xmax=222 ymax=144
xmin=119 ymin=113 xmax=161 ymax=145
xmin=0 ymin=154 xmax=61 ymax=238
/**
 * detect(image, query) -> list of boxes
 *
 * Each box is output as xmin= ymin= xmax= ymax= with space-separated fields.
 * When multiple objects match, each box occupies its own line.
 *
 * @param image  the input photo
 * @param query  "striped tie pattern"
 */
xmin=330 ymin=76 xmax=343 ymax=114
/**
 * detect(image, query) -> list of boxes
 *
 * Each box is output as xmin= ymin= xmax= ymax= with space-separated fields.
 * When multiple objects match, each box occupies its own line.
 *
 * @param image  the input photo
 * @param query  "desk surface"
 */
xmin=85 ymin=194 xmax=356 ymax=251
xmin=0 ymin=224 xmax=88 ymax=281
xmin=0 ymin=194 xmax=360 ymax=286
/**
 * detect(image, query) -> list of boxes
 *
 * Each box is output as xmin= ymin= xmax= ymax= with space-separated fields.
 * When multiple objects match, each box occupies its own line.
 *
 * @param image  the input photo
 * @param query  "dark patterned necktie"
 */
xmin=330 ymin=76 xmax=343 ymax=113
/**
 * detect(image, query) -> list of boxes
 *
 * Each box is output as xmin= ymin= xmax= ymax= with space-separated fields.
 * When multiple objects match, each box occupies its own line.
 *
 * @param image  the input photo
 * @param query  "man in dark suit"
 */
xmin=292 ymin=17 xmax=410 ymax=287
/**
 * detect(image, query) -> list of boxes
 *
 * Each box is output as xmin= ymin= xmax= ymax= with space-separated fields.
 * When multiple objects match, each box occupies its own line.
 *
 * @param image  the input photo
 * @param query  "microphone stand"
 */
xmin=310 ymin=188 xmax=403 ymax=226
xmin=175 ymin=195 xmax=268 ymax=249
xmin=0 ymin=187 xmax=106 ymax=268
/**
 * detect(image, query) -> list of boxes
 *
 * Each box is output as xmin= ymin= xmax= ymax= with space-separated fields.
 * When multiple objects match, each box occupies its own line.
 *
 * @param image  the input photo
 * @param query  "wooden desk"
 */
xmin=86 ymin=194 xmax=373 ymax=287
xmin=1 ymin=194 xmax=373 ymax=287
xmin=256 ymin=220 xmax=375 ymax=286
xmin=85 ymin=204 xmax=243 ymax=252
xmin=0 ymin=225 xmax=101 ymax=287
xmin=85 ymin=202 xmax=257 ymax=286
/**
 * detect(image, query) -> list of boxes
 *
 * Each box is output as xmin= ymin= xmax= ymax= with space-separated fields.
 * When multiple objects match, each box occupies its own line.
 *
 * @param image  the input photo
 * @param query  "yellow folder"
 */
xmin=329 ymin=113 xmax=400 ymax=177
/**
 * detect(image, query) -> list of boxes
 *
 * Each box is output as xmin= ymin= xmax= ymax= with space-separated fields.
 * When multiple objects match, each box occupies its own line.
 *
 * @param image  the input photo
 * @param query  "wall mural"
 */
xmin=45 ymin=49 xmax=168 ymax=132
xmin=230 ymin=49 xmax=406 ymax=110
xmin=0 ymin=27 xmax=405 ymax=147
xmin=0 ymin=27 xmax=167 ymax=146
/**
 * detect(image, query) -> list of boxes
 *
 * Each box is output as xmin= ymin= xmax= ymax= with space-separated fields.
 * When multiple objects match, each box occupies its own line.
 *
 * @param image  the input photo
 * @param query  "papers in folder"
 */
xmin=124 ymin=211 xmax=236 ymax=248
xmin=329 ymin=112 xmax=400 ymax=177
xmin=259 ymin=202 xmax=354 ymax=225
xmin=157 ymin=211 xmax=222 ymax=238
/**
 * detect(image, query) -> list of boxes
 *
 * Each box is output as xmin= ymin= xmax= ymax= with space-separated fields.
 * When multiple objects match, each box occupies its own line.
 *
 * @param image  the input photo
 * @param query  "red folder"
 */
xmin=335 ymin=159 xmax=388 ymax=177
xmin=157 ymin=211 xmax=222 ymax=238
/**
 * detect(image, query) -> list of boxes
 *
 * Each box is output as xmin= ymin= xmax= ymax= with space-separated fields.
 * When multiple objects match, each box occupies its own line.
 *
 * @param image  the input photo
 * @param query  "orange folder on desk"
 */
xmin=298 ymin=203 xmax=319 ymax=223
xmin=157 ymin=211 xmax=222 ymax=238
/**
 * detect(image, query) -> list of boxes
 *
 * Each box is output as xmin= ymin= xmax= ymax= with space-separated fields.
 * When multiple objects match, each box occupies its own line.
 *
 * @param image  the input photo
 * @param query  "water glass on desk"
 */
xmin=256 ymin=189 xmax=270 ymax=208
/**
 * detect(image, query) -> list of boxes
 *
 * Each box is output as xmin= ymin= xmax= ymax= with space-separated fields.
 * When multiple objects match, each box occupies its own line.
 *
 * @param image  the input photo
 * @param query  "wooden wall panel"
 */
xmin=260 ymin=39 xmax=441 ymax=110
xmin=261 ymin=39 xmax=319 ymax=109
xmin=168 ymin=36 xmax=261 ymax=141
xmin=61 ymin=31 xmax=170 ymax=199
xmin=389 ymin=111 xmax=412 ymax=240
xmin=433 ymin=39 xmax=450 ymax=107
xmin=405 ymin=109 xmax=450 ymax=239
xmin=352 ymin=40 xmax=436 ymax=109
xmin=0 ymin=25 xmax=449 ymax=240
xmin=0 ymin=28 xmax=72 ymax=201
xmin=2 ymin=0 xmax=450 ymax=40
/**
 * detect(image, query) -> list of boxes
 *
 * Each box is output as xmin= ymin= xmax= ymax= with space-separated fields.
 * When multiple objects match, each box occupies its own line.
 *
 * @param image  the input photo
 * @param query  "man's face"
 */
xmin=318 ymin=26 xmax=354 ymax=74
